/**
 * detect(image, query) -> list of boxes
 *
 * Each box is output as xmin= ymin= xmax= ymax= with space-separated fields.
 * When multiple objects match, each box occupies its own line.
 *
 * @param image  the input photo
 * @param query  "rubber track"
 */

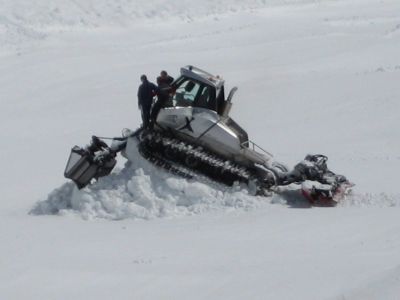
xmin=137 ymin=131 xmax=259 ymax=189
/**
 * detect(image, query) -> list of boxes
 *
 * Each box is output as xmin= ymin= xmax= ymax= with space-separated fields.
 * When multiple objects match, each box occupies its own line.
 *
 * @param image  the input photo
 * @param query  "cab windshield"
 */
xmin=168 ymin=77 xmax=217 ymax=111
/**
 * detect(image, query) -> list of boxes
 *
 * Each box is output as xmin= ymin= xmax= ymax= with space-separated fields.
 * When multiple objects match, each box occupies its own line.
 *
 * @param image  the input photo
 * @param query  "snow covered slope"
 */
xmin=0 ymin=0 xmax=324 ymax=51
xmin=1 ymin=0 xmax=400 ymax=299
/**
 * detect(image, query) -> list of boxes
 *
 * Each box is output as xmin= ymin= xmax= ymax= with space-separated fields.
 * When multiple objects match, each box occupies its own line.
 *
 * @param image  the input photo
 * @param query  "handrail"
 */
xmin=241 ymin=140 xmax=273 ymax=157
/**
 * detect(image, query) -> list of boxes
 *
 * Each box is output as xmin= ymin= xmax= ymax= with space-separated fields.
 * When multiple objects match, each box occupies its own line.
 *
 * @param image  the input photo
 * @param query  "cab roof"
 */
xmin=180 ymin=65 xmax=225 ymax=89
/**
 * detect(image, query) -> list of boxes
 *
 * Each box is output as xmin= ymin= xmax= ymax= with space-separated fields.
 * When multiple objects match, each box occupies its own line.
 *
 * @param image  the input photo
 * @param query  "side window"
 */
xmin=172 ymin=79 xmax=201 ymax=107
xmin=194 ymin=86 xmax=211 ymax=108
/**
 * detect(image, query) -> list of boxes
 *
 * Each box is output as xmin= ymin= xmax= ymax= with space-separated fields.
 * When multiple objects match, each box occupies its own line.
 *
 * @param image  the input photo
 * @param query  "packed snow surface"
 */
xmin=1 ymin=0 xmax=400 ymax=299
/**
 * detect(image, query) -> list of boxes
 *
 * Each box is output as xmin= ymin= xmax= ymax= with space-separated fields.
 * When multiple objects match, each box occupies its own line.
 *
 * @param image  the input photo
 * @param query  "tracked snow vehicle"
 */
xmin=64 ymin=66 xmax=353 ymax=206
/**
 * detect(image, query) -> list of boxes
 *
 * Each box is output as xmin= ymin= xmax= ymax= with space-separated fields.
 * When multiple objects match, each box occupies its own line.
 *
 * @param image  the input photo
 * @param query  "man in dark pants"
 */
xmin=137 ymin=74 xmax=158 ymax=129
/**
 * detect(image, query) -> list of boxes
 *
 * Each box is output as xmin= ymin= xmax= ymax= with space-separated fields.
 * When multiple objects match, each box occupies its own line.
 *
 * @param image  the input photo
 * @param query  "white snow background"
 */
xmin=1 ymin=0 xmax=400 ymax=299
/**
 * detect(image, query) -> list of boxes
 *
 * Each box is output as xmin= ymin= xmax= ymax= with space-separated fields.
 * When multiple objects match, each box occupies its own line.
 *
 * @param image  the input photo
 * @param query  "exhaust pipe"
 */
xmin=222 ymin=87 xmax=238 ymax=117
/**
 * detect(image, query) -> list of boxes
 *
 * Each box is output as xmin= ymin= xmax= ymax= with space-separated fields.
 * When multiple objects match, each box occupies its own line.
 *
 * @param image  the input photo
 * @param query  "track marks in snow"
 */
xmin=136 ymin=22 xmax=259 ymax=49
xmin=340 ymin=192 xmax=400 ymax=208
xmin=334 ymin=265 xmax=400 ymax=300
xmin=386 ymin=23 xmax=400 ymax=37
xmin=325 ymin=16 xmax=400 ymax=28
xmin=357 ymin=65 xmax=400 ymax=75
xmin=0 ymin=0 xmax=268 ymax=51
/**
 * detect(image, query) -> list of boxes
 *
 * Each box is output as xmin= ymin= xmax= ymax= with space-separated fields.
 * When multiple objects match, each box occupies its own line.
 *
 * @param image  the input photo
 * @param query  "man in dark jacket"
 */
xmin=137 ymin=74 xmax=158 ymax=128
xmin=157 ymin=70 xmax=174 ymax=88
xmin=149 ymin=70 xmax=175 ymax=125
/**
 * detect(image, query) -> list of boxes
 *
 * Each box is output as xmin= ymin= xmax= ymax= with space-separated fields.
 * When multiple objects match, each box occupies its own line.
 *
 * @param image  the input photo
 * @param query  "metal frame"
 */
xmin=180 ymin=65 xmax=225 ymax=88
xmin=241 ymin=140 xmax=273 ymax=157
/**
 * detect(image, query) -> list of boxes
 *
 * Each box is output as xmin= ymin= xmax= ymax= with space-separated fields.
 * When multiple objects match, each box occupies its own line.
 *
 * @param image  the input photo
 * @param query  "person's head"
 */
xmin=140 ymin=74 xmax=147 ymax=82
xmin=160 ymin=70 xmax=168 ymax=78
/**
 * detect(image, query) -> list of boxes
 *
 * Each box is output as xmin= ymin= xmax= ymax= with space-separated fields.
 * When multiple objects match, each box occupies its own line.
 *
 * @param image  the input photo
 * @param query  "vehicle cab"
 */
xmin=156 ymin=66 xmax=252 ymax=163
xmin=164 ymin=65 xmax=229 ymax=115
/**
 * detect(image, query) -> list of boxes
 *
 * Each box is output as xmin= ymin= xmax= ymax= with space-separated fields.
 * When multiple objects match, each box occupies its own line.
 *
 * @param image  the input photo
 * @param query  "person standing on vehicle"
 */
xmin=138 ymin=74 xmax=158 ymax=129
xmin=150 ymin=70 xmax=175 ymax=124
xmin=157 ymin=70 xmax=174 ymax=87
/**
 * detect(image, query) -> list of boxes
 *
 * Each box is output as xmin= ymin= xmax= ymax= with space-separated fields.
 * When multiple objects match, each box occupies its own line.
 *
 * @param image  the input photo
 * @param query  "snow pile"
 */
xmin=31 ymin=138 xmax=400 ymax=220
xmin=31 ymin=156 xmax=267 ymax=220
xmin=32 ymin=151 xmax=400 ymax=220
